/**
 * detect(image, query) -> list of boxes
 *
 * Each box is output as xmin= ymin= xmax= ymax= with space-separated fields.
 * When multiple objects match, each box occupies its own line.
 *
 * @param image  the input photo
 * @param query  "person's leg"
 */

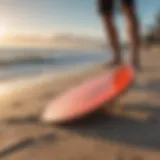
xmin=121 ymin=0 xmax=141 ymax=70
xmin=98 ymin=0 xmax=122 ymax=66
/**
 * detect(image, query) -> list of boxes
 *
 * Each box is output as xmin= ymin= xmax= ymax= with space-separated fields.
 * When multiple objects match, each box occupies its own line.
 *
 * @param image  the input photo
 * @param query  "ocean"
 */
xmin=0 ymin=47 xmax=110 ymax=80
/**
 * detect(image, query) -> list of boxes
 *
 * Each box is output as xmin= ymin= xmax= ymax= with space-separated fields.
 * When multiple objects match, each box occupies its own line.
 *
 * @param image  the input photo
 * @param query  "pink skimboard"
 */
xmin=41 ymin=65 xmax=134 ymax=123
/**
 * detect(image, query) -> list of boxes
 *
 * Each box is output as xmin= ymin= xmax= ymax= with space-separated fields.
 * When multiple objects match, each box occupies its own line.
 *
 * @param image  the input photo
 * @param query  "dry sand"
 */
xmin=0 ymin=47 xmax=160 ymax=160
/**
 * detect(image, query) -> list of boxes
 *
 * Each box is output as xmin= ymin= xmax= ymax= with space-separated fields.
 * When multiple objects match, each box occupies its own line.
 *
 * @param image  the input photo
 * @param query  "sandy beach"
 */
xmin=0 ymin=47 xmax=160 ymax=160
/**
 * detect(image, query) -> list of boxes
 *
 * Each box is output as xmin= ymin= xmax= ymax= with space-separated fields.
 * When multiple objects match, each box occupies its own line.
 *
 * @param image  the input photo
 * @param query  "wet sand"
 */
xmin=0 ymin=47 xmax=160 ymax=160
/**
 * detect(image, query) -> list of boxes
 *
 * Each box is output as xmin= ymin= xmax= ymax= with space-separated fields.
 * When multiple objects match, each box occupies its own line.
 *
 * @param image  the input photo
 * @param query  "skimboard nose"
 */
xmin=40 ymin=106 xmax=60 ymax=123
xmin=40 ymin=108 xmax=52 ymax=123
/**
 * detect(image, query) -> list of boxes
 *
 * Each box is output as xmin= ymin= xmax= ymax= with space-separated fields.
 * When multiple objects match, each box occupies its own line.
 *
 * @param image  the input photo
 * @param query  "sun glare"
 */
xmin=0 ymin=26 xmax=7 ymax=39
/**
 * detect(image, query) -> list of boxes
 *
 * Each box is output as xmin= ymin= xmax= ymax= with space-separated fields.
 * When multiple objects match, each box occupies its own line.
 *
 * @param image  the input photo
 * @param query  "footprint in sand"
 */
xmin=41 ymin=92 xmax=56 ymax=100
xmin=12 ymin=101 xmax=22 ymax=109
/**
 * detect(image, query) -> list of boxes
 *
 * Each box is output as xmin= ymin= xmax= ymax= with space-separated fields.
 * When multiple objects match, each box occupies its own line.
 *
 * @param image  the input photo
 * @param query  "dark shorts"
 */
xmin=98 ymin=0 xmax=135 ymax=15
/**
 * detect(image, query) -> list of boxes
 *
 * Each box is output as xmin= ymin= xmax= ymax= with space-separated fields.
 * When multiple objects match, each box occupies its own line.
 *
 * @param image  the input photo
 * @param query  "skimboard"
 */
xmin=41 ymin=65 xmax=134 ymax=123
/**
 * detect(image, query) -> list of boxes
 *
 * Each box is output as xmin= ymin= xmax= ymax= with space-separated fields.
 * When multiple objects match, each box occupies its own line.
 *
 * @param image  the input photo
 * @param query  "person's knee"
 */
xmin=121 ymin=4 xmax=138 ymax=21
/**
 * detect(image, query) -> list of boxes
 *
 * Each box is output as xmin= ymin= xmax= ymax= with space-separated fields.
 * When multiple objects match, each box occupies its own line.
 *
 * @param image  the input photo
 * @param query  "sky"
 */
xmin=0 ymin=0 xmax=160 ymax=47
